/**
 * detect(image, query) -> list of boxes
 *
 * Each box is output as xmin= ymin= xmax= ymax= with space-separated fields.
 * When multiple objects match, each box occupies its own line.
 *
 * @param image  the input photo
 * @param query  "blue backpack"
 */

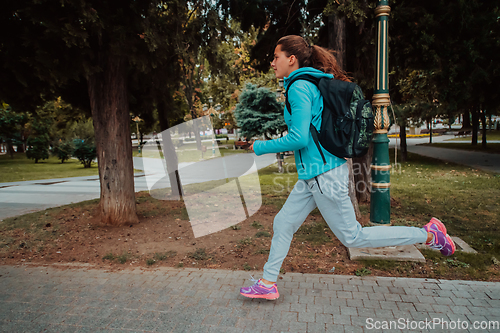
xmin=285 ymin=75 xmax=374 ymax=161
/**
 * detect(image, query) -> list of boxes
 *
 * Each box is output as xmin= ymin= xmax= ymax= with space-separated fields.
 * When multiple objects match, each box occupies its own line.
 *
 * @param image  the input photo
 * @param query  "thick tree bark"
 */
xmin=328 ymin=15 xmax=346 ymax=69
xmin=87 ymin=54 xmax=138 ymax=226
xmin=353 ymin=144 xmax=372 ymax=204
xmin=158 ymin=99 xmax=183 ymax=198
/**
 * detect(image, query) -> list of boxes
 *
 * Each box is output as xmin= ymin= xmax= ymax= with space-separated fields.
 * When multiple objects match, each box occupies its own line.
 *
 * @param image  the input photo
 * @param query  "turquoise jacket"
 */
xmin=253 ymin=67 xmax=346 ymax=179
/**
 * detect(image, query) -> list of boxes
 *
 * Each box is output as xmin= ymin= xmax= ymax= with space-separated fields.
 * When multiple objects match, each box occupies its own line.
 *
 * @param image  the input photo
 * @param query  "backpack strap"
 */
xmin=309 ymin=124 xmax=326 ymax=165
xmin=284 ymin=74 xmax=319 ymax=114
xmin=284 ymin=74 xmax=327 ymax=165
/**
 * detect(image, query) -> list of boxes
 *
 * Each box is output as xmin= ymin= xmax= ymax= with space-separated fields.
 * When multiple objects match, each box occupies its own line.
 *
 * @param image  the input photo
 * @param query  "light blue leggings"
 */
xmin=262 ymin=163 xmax=428 ymax=282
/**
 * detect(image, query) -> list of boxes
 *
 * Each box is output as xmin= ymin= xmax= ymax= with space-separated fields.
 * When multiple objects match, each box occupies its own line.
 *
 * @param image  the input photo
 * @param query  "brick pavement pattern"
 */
xmin=0 ymin=265 xmax=499 ymax=332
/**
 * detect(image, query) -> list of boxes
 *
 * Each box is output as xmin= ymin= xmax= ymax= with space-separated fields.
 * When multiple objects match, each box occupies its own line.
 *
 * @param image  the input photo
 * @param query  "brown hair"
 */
xmin=276 ymin=35 xmax=351 ymax=82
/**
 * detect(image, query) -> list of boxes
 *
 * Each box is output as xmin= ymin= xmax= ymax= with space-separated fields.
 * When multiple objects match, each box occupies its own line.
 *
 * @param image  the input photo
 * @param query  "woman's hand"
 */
xmin=248 ymin=141 xmax=255 ymax=152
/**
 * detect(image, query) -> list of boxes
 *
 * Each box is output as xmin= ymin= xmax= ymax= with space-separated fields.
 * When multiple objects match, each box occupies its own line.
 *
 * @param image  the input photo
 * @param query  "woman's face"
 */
xmin=271 ymin=45 xmax=295 ymax=79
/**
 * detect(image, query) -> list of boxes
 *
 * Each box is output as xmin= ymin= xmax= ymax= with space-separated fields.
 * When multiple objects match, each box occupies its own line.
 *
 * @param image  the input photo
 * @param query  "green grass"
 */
xmin=0 ymin=206 xmax=67 ymax=254
xmin=445 ymin=130 xmax=500 ymax=141
xmin=254 ymin=248 xmax=270 ymax=255
xmin=433 ymin=130 xmax=500 ymax=153
xmin=0 ymin=153 xmax=99 ymax=183
xmin=392 ymin=151 xmax=500 ymax=260
xmin=355 ymin=267 xmax=372 ymax=276
xmin=251 ymin=221 xmax=263 ymax=229
xmin=295 ymin=220 xmax=334 ymax=246
xmin=102 ymin=253 xmax=115 ymax=261
xmin=237 ymin=237 xmax=254 ymax=247
xmin=117 ymin=253 xmax=129 ymax=264
xmin=243 ymin=262 xmax=254 ymax=271
xmin=254 ymin=231 xmax=271 ymax=238
xmin=188 ymin=248 xmax=210 ymax=261
xmin=102 ymin=252 xmax=130 ymax=264
xmin=422 ymin=142 xmax=500 ymax=154
xmin=153 ymin=251 xmax=176 ymax=261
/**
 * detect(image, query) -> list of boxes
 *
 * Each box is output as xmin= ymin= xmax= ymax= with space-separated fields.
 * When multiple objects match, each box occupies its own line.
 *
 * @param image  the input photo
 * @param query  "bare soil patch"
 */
xmin=1 ymin=192 xmax=498 ymax=281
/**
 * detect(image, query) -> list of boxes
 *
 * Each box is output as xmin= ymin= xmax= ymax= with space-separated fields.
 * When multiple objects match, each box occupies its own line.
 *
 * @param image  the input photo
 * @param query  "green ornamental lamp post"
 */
xmin=370 ymin=0 xmax=392 ymax=225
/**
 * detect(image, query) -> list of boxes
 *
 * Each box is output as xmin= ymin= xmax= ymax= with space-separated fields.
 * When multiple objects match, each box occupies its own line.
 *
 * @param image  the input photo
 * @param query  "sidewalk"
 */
xmin=389 ymin=135 xmax=500 ymax=174
xmin=0 ymin=264 xmax=499 ymax=332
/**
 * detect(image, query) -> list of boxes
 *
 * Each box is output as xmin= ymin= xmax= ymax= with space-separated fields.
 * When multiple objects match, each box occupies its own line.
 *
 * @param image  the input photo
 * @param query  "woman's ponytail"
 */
xmin=309 ymin=45 xmax=351 ymax=82
xmin=277 ymin=35 xmax=351 ymax=82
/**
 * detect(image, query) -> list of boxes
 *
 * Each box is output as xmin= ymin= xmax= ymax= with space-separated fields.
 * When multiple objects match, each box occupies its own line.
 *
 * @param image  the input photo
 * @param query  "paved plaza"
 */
xmin=0 ymin=264 xmax=499 ymax=332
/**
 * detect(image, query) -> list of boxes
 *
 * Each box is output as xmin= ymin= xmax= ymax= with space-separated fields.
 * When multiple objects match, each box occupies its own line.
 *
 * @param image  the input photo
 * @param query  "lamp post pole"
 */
xmin=370 ymin=0 xmax=392 ymax=225
xmin=132 ymin=116 xmax=143 ymax=154
xmin=204 ymin=96 xmax=220 ymax=158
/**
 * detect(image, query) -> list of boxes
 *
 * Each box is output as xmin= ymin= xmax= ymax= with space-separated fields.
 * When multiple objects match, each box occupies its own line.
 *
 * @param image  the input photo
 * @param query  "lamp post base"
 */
xmin=370 ymin=132 xmax=391 ymax=225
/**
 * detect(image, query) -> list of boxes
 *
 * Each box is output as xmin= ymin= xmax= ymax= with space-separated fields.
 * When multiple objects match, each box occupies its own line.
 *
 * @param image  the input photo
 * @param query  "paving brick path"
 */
xmin=0 ymin=265 xmax=499 ymax=332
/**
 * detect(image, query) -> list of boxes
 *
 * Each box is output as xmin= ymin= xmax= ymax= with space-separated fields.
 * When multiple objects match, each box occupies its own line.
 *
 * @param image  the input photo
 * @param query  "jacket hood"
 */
xmin=284 ymin=67 xmax=334 ymax=90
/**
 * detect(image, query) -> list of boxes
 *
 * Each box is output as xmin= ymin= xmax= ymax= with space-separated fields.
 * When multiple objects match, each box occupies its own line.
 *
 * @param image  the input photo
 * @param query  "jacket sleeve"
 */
xmin=253 ymin=81 xmax=313 ymax=156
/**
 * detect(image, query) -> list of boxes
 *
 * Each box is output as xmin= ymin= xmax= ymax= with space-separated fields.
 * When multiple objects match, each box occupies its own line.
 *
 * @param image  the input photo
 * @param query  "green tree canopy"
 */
xmin=26 ymin=116 xmax=51 ymax=163
xmin=0 ymin=103 xmax=28 ymax=157
xmin=1 ymin=0 xmax=231 ymax=225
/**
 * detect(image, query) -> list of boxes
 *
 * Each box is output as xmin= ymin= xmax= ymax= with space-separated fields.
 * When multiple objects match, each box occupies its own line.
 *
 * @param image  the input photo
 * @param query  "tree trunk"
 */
xmin=347 ymin=158 xmax=361 ymax=219
xmin=16 ymin=142 xmax=25 ymax=153
xmin=463 ymin=110 xmax=471 ymax=128
xmin=400 ymin=123 xmax=408 ymax=162
xmin=353 ymin=144 xmax=372 ymax=203
xmin=158 ymin=99 xmax=183 ymax=198
xmin=481 ymin=109 xmax=487 ymax=149
xmin=7 ymin=142 xmax=15 ymax=158
xmin=87 ymin=54 xmax=138 ymax=226
xmin=277 ymin=152 xmax=283 ymax=173
xmin=182 ymin=65 xmax=202 ymax=151
xmin=328 ymin=14 xmax=347 ymax=69
xmin=471 ymin=108 xmax=479 ymax=146
xmin=428 ymin=119 xmax=433 ymax=144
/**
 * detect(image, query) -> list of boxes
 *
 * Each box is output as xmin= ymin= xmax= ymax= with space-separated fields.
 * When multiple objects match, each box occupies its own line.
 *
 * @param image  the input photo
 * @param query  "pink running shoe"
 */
xmin=425 ymin=217 xmax=447 ymax=235
xmin=423 ymin=218 xmax=455 ymax=256
xmin=240 ymin=277 xmax=279 ymax=300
